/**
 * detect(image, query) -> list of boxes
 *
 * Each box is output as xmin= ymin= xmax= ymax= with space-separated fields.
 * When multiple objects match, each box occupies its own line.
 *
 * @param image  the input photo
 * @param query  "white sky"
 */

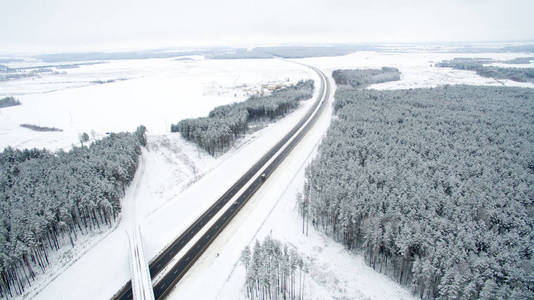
xmin=1 ymin=0 xmax=533 ymax=53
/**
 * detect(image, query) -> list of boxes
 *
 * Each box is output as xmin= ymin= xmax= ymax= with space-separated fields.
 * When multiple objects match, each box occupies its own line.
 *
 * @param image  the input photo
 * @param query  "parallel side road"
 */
xmin=112 ymin=63 xmax=329 ymax=300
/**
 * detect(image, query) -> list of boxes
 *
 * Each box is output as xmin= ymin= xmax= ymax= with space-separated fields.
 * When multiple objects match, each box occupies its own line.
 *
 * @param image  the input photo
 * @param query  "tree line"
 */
xmin=303 ymin=81 xmax=534 ymax=299
xmin=20 ymin=124 xmax=62 ymax=132
xmin=436 ymin=58 xmax=534 ymax=83
xmin=332 ymin=67 xmax=401 ymax=88
xmin=0 ymin=97 xmax=21 ymax=108
xmin=502 ymin=57 xmax=534 ymax=64
xmin=0 ymin=126 xmax=146 ymax=298
xmin=171 ymin=80 xmax=314 ymax=156
xmin=241 ymin=236 xmax=306 ymax=300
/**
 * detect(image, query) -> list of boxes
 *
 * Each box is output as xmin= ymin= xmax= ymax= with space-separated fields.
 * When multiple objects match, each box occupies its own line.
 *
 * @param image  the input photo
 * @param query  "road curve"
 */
xmin=112 ymin=63 xmax=330 ymax=300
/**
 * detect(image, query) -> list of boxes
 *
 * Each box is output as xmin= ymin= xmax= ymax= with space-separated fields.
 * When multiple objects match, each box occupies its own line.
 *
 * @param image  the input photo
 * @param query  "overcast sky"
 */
xmin=1 ymin=0 xmax=533 ymax=53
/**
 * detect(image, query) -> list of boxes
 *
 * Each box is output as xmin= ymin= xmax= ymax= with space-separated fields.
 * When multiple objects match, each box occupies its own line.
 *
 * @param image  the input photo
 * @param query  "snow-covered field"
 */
xmin=0 ymin=57 xmax=309 ymax=151
xmin=298 ymin=51 xmax=534 ymax=90
xmin=2 ymin=49 xmax=533 ymax=300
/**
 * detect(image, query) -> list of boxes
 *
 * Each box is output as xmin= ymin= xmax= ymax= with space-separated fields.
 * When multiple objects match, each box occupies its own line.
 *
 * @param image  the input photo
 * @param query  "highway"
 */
xmin=112 ymin=63 xmax=330 ymax=300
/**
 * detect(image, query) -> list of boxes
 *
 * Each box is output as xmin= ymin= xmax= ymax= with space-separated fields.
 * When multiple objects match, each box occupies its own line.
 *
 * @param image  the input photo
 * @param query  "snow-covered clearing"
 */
xmin=3 ymin=49 xmax=533 ymax=299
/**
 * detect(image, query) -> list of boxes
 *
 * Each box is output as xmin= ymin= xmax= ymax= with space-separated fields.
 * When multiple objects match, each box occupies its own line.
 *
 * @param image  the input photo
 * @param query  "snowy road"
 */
xmin=113 ymin=63 xmax=329 ymax=299
xmin=154 ymin=65 xmax=329 ymax=299
xmin=164 ymin=66 xmax=335 ymax=300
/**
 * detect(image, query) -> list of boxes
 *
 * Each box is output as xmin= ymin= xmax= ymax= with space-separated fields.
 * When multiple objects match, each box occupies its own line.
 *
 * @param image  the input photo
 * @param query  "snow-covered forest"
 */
xmin=240 ymin=236 xmax=306 ymax=300
xmin=332 ymin=67 xmax=401 ymax=88
xmin=0 ymin=126 xmax=146 ymax=298
xmin=503 ymin=57 xmax=534 ymax=64
xmin=171 ymin=80 xmax=314 ymax=155
xmin=436 ymin=58 xmax=534 ymax=83
xmin=0 ymin=97 xmax=20 ymax=108
xmin=303 ymin=79 xmax=534 ymax=298
xmin=19 ymin=124 xmax=62 ymax=132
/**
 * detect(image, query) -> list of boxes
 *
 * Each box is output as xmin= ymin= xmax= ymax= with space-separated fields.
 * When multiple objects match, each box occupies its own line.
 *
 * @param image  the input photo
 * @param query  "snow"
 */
xmin=14 ymin=58 xmax=316 ymax=300
xmin=297 ymin=51 xmax=534 ymax=90
xmin=140 ymin=68 xmax=320 ymax=263
xmin=2 ymin=57 xmax=313 ymax=299
xmin=164 ymin=51 xmax=534 ymax=300
xmin=3 ymin=49 xmax=533 ymax=300
xmin=0 ymin=57 xmax=310 ymax=151
xmin=165 ymin=72 xmax=415 ymax=300
xmin=128 ymin=226 xmax=155 ymax=300
xmin=487 ymin=62 xmax=534 ymax=69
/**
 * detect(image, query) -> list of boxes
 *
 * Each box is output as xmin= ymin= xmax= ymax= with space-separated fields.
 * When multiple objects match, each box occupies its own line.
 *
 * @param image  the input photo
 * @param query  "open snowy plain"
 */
xmin=1 ymin=49 xmax=533 ymax=299
xmin=0 ymin=57 xmax=310 ymax=150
